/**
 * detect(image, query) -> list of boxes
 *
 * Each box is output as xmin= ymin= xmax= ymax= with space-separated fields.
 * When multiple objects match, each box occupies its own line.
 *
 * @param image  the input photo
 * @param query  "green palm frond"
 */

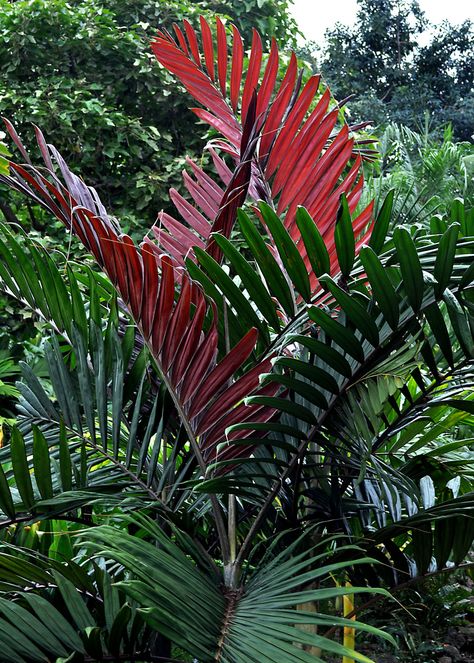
xmin=0 ymin=325 xmax=195 ymax=527
xmin=0 ymin=547 xmax=151 ymax=662
xmin=83 ymin=514 xmax=395 ymax=663
xmin=202 ymin=197 xmax=474 ymax=587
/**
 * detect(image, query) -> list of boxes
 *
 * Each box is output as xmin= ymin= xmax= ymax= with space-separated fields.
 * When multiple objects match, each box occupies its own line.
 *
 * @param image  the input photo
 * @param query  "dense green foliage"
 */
xmin=363 ymin=121 xmax=474 ymax=228
xmin=317 ymin=0 xmax=474 ymax=140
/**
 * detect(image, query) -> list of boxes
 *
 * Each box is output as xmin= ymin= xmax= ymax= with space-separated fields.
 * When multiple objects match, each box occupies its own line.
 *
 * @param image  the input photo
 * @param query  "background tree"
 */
xmin=0 ymin=0 xmax=298 ymax=233
xmin=318 ymin=0 xmax=474 ymax=141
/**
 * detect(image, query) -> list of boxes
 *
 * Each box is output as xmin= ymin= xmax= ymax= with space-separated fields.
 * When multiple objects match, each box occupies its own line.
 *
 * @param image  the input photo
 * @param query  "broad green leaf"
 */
xmin=0 ymin=465 xmax=15 ymax=520
xmin=245 ymin=395 xmax=318 ymax=425
xmin=261 ymin=373 xmax=329 ymax=410
xmin=259 ymin=202 xmax=311 ymax=301
xmin=274 ymin=356 xmax=340 ymax=394
xmin=308 ymin=307 xmax=365 ymax=362
xmin=369 ymin=189 xmax=394 ymax=254
xmin=23 ymin=594 xmax=86 ymax=653
xmin=0 ymin=619 xmax=44 ymax=662
xmin=443 ymin=289 xmax=473 ymax=357
xmin=424 ymin=303 xmax=454 ymax=367
xmin=319 ymin=276 xmax=379 ymax=347
xmin=194 ymin=246 xmax=268 ymax=337
xmin=186 ymin=256 xmax=247 ymax=347
xmin=288 ymin=334 xmax=353 ymax=378
xmin=0 ymin=599 xmax=68 ymax=658
xmin=33 ymin=426 xmax=53 ymax=500
xmin=438 ymin=399 xmax=474 ymax=415
xmin=412 ymin=522 xmax=432 ymax=575
xmin=434 ymin=223 xmax=459 ymax=298
xmin=452 ymin=516 xmax=474 ymax=565
xmin=53 ymin=571 xmax=95 ymax=632
xmin=0 ymin=231 xmax=49 ymax=319
xmin=360 ymin=246 xmax=399 ymax=330
xmin=213 ymin=233 xmax=281 ymax=329
xmin=393 ymin=227 xmax=424 ymax=312
xmin=434 ymin=519 xmax=454 ymax=568
xmin=295 ymin=206 xmax=331 ymax=278
xmin=334 ymin=194 xmax=355 ymax=277
xmin=108 ymin=604 xmax=132 ymax=657
xmin=237 ymin=209 xmax=295 ymax=316
xmin=10 ymin=428 xmax=34 ymax=509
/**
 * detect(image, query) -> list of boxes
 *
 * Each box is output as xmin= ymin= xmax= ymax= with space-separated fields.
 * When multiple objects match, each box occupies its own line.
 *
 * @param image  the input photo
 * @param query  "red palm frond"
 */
xmin=151 ymin=17 xmax=374 ymax=285
xmin=0 ymin=121 xmax=276 ymax=471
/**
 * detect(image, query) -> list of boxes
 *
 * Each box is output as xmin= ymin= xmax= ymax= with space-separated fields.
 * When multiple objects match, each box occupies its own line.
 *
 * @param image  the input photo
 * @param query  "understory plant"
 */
xmin=369 ymin=120 xmax=474 ymax=226
xmin=0 ymin=16 xmax=473 ymax=662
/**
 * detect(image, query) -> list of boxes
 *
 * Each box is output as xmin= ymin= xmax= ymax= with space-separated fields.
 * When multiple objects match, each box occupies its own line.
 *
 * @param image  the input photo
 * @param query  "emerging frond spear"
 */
xmin=151 ymin=17 xmax=375 ymax=285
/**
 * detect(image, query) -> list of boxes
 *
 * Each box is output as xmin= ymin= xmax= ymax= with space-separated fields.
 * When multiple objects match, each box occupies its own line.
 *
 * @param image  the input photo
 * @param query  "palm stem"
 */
xmin=149 ymin=354 xmax=231 ymax=567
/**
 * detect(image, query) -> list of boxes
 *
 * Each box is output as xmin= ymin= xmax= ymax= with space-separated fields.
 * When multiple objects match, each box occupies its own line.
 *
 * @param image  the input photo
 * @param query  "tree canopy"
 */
xmin=319 ymin=0 xmax=474 ymax=140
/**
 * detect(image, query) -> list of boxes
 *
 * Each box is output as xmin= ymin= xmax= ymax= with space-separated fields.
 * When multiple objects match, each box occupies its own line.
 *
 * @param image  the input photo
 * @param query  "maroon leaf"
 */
xmin=230 ymin=25 xmax=243 ymax=112
xmin=183 ymin=19 xmax=201 ymax=66
xmin=188 ymin=327 xmax=259 ymax=419
xmin=265 ymin=76 xmax=324 ymax=180
xmin=241 ymin=29 xmax=262 ymax=124
xmin=199 ymin=16 xmax=215 ymax=82
xmin=256 ymin=37 xmax=279 ymax=117
xmin=216 ymin=18 xmax=228 ymax=96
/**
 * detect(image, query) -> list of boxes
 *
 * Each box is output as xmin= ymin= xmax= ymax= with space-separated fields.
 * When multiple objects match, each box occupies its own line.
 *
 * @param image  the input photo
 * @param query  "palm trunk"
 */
xmin=296 ymin=598 xmax=322 ymax=657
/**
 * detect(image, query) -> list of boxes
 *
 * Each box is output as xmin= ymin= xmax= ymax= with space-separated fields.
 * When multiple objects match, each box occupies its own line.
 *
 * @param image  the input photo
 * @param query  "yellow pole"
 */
xmin=342 ymin=583 xmax=356 ymax=663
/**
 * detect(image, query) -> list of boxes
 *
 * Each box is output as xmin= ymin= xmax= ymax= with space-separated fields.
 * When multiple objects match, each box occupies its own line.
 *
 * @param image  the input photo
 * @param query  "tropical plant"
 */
xmin=374 ymin=121 xmax=473 ymax=210
xmin=0 ymin=15 xmax=473 ymax=662
xmin=0 ymin=0 xmax=300 ymax=375
xmin=357 ymin=120 xmax=474 ymax=251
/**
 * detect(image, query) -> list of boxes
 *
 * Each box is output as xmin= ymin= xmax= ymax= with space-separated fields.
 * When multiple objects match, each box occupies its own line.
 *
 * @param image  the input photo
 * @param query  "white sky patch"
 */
xmin=290 ymin=0 xmax=474 ymax=46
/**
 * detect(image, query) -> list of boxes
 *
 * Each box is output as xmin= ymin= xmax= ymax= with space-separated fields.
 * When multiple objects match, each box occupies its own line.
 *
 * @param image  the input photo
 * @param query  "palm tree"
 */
xmin=0 ymin=16 xmax=472 ymax=662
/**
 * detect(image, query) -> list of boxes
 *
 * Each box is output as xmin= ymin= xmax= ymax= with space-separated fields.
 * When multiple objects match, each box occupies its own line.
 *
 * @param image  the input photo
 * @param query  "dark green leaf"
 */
xmin=369 ymin=189 xmax=394 ymax=254
xmin=33 ymin=426 xmax=53 ymax=500
xmin=334 ymin=194 xmax=355 ymax=277
xmin=288 ymin=334 xmax=353 ymax=378
xmin=319 ymin=277 xmax=379 ymax=347
xmin=213 ymin=233 xmax=281 ymax=329
xmin=259 ymin=202 xmax=311 ymax=301
xmin=194 ymin=246 xmax=268 ymax=337
xmin=393 ymin=227 xmax=424 ymax=312
xmin=10 ymin=428 xmax=34 ymax=509
xmin=274 ymin=357 xmax=340 ymax=394
xmin=0 ymin=465 xmax=15 ymax=520
xmin=295 ymin=206 xmax=331 ymax=279
xmin=424 ymin=303 xmax=454 ymax=367
xmin=360 ymin=246 xmax=399 ymax=330
xmin=237 ymin=209 xmax=295 ymax=316
xmin=308 ymin=307 xmax=365 ymax=362
xmin=434 ymin=223 xmax=459 ymax=298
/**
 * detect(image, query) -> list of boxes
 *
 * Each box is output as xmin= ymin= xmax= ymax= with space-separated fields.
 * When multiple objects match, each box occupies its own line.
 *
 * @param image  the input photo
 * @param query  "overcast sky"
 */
xmin=290 ymin=0 xmax=474 ymax=45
